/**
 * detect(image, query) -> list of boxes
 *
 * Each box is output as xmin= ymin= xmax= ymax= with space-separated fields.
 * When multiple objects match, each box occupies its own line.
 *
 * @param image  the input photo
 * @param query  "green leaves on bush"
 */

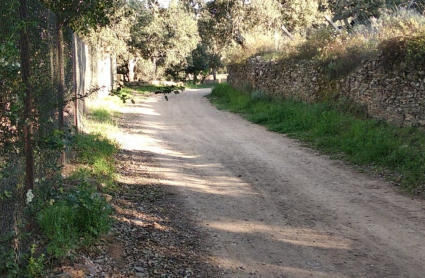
xmin=0 ymin=238 xmax=45 ymax=278
xmin=405 ymin=33 xmax=425 ymax=66
xmin=154 ymin=85 xmax=185 ymax=101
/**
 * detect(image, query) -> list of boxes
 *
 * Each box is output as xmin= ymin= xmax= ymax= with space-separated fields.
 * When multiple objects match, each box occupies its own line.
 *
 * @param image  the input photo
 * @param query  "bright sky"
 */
xmin=157 ymin=0 xmax=170 ymax=8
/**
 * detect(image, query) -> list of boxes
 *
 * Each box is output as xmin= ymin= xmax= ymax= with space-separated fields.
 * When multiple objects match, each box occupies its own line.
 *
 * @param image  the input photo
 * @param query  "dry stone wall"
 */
xmin=228 ymin=55 xmax=425 ymax=127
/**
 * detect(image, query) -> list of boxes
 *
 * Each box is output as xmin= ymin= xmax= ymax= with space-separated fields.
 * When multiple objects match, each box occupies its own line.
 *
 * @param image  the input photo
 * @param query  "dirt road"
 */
xmin=119 ymin=88 xmax=425 ymax=278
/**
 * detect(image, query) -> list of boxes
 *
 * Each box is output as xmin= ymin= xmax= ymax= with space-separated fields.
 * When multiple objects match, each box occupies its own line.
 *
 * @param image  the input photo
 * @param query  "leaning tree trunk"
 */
xmin=128 ymin=58 xmax=136 ymax=82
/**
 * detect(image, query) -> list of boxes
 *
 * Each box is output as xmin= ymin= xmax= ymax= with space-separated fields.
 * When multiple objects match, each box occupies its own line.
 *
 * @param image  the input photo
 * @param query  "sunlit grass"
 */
xmin=208 ymin=84 xmax=425 ymax=195
xmin=82 ymin=96 xmax=124 ymax=140
xmin=121 ymin=85 xmax=161 ymax=94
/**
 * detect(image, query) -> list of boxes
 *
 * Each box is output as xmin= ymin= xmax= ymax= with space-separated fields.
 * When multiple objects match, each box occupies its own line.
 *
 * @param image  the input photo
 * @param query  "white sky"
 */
xmin=157 ymin=0 xmax=171 ymax=7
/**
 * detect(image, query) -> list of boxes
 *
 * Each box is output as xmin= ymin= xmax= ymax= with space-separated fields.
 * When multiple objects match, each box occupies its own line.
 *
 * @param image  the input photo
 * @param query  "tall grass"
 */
xmin=208 ymin=84 xmax=425 ymax=195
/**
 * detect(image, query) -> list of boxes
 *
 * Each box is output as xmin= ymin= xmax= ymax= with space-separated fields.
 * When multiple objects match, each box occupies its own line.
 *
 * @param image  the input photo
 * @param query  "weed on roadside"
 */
xmin=36 ymin=179 xmax=113 ymax=259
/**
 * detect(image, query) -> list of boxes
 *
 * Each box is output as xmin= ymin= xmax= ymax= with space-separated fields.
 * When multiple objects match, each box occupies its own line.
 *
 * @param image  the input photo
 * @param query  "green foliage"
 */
xmin=37 ymin=201 xmax=77 ymax=257
xmin=122 ymin=85 xmax=163 ymax=93
xmin=72 ymin=133 xmax=118 ymax=165
xmin=109 ymin=87 xmax=135 ymax=104
xmin=198 ymin=1 xmax=242 ymax=52
xmin=90 ymin=108 xmax=113 ymax=123
xmin=37 ymin=180 xmax=112 ymax=258
xmin=327 ymin=0 xmax=384 ymax=22
xmin=405 ymin=33 xmax=425 ymax=66
xmin=0 ymin=236 xmax=45 ymax=278
xmin=296 ymin=27 xmax=338 ymax=60
xmin=154 ymin=85 xmax=185 ymax=101
xmin=0 ymin=190 xmax=13 ymax=200
xmin=184 ymin=82 xmax=215 ymax=89
xmin=220 ymin=1 xmax=425 ymax=79
xmin=39 ymin=0 xmax=116 ymax=33
xmin=71 ymin=133 xmax=118 ymax=188
xmin=0 ymin=1 xmax=25 ymax=146
xmin=379 ymin=31 xmax=425 ymax=68
xmin=280 ymin=0 xmax=324 ymax=31
xmin=208 ymin=84 xmax=425 ymax=194
xmin=0 ymin=240 xmax=20 ymax=278
xmin=130 ymin=1 xmax=200 ymax=78
xmin=82 ymin=0 xmax=133 ymax=58
xmin=186 ymin=44 xmax=209 ymax=78
xmin=250 ymin=90 xmax=269 ymax=101
xmin=186 ymin=43 xmax=220 ymax=83
xmin=38 ymin=129 xmax=69 ymax=151
xmin=33 ymin=130 xmax=117 ymax=259
xmin=26 ymin=245 xmax=45 ymax=278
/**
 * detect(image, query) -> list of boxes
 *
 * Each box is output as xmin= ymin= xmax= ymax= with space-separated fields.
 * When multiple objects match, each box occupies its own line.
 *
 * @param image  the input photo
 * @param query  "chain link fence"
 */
xmin=0 ymin=0 xmax=113 ymax=252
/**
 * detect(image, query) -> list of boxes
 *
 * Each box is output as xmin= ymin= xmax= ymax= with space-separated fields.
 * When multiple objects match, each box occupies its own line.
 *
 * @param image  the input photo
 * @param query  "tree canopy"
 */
xmin=39 ymin=0 xmax=116 ymax=32
xmin=36 ymin=0 xmax=423 ymax=82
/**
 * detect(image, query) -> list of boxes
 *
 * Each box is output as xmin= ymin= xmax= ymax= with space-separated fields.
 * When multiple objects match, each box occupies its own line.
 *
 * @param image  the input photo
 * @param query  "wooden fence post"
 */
xmin=19 ymin=0 xmax=34 ymax=191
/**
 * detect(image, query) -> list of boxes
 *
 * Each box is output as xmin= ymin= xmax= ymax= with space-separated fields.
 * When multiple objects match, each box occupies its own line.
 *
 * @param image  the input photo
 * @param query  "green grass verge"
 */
xmin=121 ymin=85 xmax=162 ymax=94
xmin=208 ymin=84 xmax=425 ymax=195
xmin=71 ymin=133 xmax=119 ymax=189
xmin=26 ymin=132 xmax=117 ymax=266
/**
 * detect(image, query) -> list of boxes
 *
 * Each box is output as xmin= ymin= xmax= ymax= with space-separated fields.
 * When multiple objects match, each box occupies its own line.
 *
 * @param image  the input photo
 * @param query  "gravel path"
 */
xmin=112 ymin=88 xmax=425 ymax=278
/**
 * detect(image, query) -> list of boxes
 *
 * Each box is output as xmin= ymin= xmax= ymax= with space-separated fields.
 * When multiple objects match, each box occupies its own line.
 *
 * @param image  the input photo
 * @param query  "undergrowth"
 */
xmin=36 ymin=179 xmax=112 ymax=258
xmin=0 ymin=95 xmax=122 ymax=277
xmin=0 ymin=131 xmax=117 ymax=277
xmin=33 ymin=131 xmax=117 ymax=260
xmin=208 ymin=84 xmax=425 ymax=195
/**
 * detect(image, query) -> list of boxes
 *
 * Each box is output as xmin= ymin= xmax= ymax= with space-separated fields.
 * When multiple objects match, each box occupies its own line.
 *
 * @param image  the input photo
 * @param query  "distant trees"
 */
xmin=186 ymin=43 xmax=223 ymax=83
xmin=197 ymin=0 xmax=325 ymax=52
xmin=34 ymin=0 xmax=425 ymax=83
xmin=326 ymin=0 xmax=424 ymax=23
xmin=130 ymin=1 xmax=200 ymax=79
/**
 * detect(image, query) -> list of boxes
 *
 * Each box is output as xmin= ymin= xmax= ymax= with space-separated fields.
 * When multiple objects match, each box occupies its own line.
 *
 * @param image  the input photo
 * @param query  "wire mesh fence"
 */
xmin=0 ymin=0 xmax=113 ymax=255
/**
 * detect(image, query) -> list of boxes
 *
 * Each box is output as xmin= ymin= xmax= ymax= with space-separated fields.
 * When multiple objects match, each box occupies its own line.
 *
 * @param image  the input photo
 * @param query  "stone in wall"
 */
xmin=228 ymin=54 xmax=425 ymax=128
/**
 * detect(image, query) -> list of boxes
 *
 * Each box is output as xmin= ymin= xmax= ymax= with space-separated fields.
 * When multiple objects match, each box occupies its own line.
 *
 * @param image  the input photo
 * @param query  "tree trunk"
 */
xmin=193 ymin=71 xmax=198 ymax=84
xmin=213 ymin=68 xmax=217 ymax=81
xmin=128 ymin=58 xmax=136 ymax=82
